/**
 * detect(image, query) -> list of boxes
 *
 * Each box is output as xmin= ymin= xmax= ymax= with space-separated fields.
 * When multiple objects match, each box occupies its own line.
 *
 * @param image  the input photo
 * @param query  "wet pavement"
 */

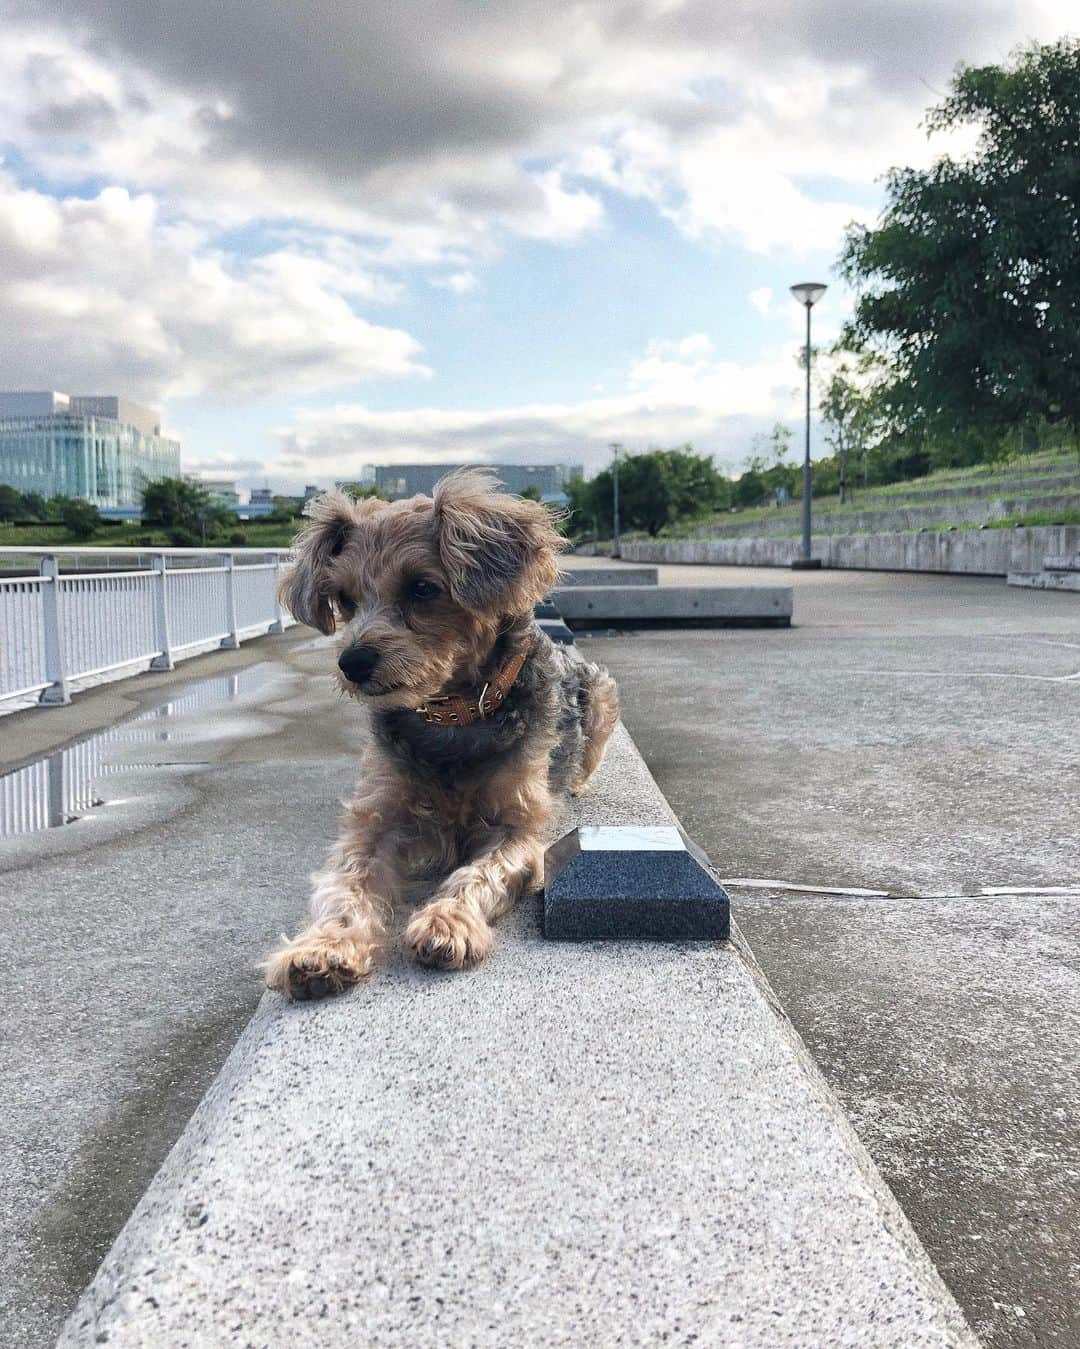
xmin=1 ymin=633 xmax=367 ymax=1349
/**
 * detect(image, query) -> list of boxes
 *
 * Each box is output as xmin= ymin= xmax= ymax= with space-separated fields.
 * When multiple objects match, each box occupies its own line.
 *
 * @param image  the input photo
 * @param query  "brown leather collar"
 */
xmin=414 ymin=638 xmax=533 ymax=727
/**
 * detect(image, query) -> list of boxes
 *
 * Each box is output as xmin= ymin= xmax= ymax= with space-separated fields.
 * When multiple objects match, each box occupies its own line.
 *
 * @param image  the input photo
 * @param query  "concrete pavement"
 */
xmin=578 ymin=561 xmax=1080 ymax=1347
xmin=61 ymin=724 xmax=973 ymax=1348
xmin=1 ymin=635 xmax=366 ymax=1347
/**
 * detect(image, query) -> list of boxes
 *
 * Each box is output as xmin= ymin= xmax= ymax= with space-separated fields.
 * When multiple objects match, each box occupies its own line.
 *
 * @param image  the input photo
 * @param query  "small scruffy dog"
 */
xmin=265 ymin=470 xmax=619 ymax=999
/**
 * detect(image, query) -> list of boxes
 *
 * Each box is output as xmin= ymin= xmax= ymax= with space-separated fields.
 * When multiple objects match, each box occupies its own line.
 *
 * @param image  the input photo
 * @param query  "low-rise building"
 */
xmin=338 ymin=463 xmax=582 ymax=504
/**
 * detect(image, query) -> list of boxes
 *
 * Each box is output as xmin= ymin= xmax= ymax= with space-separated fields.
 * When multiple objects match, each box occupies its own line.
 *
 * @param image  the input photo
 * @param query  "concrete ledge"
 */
xmin=1007 ymin=570 xmax=1080 ymax=591
xmin=62 ymin=727 xmax=973 ymax=1346
xmin=558 ymin=566 xmax=657 ymax=586
xmin=552 ymin=584 xmax=792 ymax=627
xmin=623 ymin=524 xmax=1080 ymax=577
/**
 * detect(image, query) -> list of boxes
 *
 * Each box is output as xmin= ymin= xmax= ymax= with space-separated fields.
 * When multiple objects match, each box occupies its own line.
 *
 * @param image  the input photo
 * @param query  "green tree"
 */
xmin=842 ymin=38 xmax=1080 ymax=453
xmin=0 ymin=485 xmax=20 ymax=521
xmin=61 ymin=498 xmax=102 ymax=541
xmin=143 ymin=478 xmax=211 ymax=530
xmin=142 ymin=477 xmax=236 ymax=544
xmin=20 ymin=491 xmax=48 ymax=520
xmin=519 ymin=484 xmax=543 ymax=502
xmin=574 ymin=447 xmax=729 ymax=538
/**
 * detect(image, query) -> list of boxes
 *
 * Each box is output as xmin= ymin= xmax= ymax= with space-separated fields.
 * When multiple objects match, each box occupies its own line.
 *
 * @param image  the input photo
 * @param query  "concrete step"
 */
xmin=558 ymin=566 xmax=658 ymax=586
xmin=1041 ymin=554 xmax=1080 ymax=571
xmin=551 ymin=583 xmax=792 ymax=627
xmin=61 ymin=724 xmax=974 ymax=1348
xmin=1007 ymin=570 xmax=1080 ymax=591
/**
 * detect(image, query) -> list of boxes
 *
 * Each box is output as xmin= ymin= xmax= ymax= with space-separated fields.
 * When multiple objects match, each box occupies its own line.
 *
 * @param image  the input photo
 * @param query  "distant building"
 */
xmin=186 ymin=475 xmax=240 ymax=508
xmin=0 ymin=391 xmax=181 ymax=508
xmin=249 ymin=487 xmax=274 ymax=505
xmin=338 ymin=463 xmax=582 ymax=504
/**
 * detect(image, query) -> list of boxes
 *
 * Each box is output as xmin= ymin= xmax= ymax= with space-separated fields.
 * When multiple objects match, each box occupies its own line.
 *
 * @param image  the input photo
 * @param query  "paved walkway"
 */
xmin=1 ymin=632 xmax=363 ymax=1347
xmin=577 ymin=562 xmax=1080 ymax=1348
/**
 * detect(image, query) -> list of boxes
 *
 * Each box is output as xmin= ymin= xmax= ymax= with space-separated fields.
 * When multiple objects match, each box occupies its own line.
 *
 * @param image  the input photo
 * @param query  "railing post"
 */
xmin=38 ymin=555 xmax=70 ymax=706
xmin=149 ymin=554 xmax=174 ymax=671
xmin=220 ymin=553 xmax=239 ymax=649
xmin=269 ymin=553 xmax=287 ymax=634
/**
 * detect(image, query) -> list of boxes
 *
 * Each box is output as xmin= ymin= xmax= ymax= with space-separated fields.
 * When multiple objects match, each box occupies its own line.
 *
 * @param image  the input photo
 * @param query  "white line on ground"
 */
xmin=843 ymin=668 xmax=1080 ymax=684
xmin=722 ymin=879 xmax=1080 ymax=900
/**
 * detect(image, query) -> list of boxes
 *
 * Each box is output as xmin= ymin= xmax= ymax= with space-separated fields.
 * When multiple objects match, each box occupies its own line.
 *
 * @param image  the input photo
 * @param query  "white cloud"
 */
xmin=750 ymin=287 xmax=774 ymax=316
xmin=269 ymin=330 xmax=811 ymax=490
xmin=0 ymin=174 xmax=429 ymax=401
xmin=431 ymin=270 xmax=478 ymax=295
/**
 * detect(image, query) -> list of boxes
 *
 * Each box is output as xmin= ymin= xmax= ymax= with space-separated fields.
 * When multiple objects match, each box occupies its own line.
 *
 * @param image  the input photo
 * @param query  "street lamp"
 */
xmin=789 ymin=282 xmax=827 ymax=569
xmin=609 ymin=441 xmax=622 ymax=558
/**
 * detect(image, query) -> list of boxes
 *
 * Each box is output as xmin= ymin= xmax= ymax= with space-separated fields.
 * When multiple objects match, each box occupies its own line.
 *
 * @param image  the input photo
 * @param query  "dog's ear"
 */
xmin=277 ymin=491 xmax=365 ymax=634
xmin=434 ymin=469 xmax=566 ymax=613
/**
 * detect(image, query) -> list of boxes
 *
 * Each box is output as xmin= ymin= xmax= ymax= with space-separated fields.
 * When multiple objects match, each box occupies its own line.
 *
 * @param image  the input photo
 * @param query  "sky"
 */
xmin=0 ymin=1 xmax=1074 ymax=495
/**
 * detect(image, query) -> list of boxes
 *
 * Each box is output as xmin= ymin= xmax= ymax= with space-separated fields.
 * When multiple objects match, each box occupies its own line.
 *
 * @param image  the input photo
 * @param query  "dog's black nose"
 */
xmin=338 ymin=645 xmax=380 ymax=685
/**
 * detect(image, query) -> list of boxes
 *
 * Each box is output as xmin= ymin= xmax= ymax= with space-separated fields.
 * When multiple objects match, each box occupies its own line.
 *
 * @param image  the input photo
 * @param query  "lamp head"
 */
xmin=790 ymin=282 xmax=827 ymax=308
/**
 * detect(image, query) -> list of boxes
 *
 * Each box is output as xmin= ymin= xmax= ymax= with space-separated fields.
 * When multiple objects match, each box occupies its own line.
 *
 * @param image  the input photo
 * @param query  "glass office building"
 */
xmin=0 ymin=392 xmax=181 ymax=508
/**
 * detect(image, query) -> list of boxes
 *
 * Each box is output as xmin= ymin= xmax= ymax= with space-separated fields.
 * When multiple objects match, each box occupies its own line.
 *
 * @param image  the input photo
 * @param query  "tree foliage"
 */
xmin=60 ymin=498 xmax=102 ymax=541
xmin=142 ymin=477 xmax=235 ymax=544
xmin=841 ymin=38 xmax=1080 ymax=447
xmin=567 ymin=447 xmax=730 ymax=538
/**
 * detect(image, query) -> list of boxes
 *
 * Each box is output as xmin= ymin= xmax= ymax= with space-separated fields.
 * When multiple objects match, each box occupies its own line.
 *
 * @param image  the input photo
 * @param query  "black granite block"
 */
xmin=534 ymin=599 xmax=563 ymax=619
xmin=544 ymin=825 xmax=730 ymax=940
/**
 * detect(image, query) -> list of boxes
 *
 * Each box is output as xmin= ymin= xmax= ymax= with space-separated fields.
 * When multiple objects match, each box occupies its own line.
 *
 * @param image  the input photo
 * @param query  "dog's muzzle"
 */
xmin=338 ymin=644 xmax=380 ymax=685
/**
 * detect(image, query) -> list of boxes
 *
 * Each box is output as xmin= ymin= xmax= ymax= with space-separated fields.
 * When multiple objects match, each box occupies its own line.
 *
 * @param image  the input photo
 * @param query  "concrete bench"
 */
xmin=62 ymin=725 xmax=972 ymax=1346
xmin=558 ymin=566 xmax=658 ymax=586
xmin=552 ymin=583 xmax=793 ymax=627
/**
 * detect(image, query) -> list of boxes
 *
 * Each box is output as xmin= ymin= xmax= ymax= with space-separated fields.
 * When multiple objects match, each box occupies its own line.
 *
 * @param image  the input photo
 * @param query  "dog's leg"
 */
xmin=264 ymin=778 xmax=402 ymax=1000
xmin=403 ymin=828 xmax=545 ymax=971
xmin=571 ymin=667 xmax=620 ymax=796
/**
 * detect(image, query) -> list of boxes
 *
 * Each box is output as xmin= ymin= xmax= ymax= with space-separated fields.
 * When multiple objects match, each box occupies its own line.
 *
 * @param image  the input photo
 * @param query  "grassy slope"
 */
xmin=655 ymin=445 xmax=1080 ymax=540
xmin=0 ymin=520 xmax=299 ymax=549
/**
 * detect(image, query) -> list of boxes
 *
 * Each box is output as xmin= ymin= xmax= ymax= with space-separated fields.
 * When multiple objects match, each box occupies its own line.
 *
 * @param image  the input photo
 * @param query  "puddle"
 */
xmin=0 ymin=666 xmax=278 ymax=841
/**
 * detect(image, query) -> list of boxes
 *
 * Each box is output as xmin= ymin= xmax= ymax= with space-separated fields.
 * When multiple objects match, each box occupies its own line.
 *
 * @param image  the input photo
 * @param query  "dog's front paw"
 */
xmin=404 ymin=901 xmax=493 ymax=971
xmin=264 ymin=930 xmax=378 ymax=1001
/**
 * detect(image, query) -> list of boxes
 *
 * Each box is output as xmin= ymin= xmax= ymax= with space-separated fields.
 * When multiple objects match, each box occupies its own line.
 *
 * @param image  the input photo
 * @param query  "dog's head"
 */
xmin=278 ymin=470 xmax=565 ymax=706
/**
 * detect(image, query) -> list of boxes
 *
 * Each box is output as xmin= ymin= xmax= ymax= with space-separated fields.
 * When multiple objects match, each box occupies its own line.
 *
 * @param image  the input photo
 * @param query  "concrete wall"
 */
xmin=623 ymin=524 xmax=1080 ymax=577
xmin=707 ymin=492 xmax=1080 ymax=540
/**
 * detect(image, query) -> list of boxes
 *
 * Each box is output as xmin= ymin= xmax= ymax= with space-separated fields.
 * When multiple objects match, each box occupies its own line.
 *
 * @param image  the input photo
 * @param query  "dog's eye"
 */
xmin=336 ymin=594 xmax=357 ymax=619
xmin=408 ymin=578 xmax=441 ymax=602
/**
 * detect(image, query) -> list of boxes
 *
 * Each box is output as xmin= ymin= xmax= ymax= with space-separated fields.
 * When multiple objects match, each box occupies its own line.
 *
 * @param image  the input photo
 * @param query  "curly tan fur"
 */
xmin=264 ymin=470 xmax=618 ymax=999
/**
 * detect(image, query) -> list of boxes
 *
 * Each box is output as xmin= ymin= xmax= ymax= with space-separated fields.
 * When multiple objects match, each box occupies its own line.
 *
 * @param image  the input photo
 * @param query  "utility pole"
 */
xmin=609 ymin=442 xmax=622 ymax=558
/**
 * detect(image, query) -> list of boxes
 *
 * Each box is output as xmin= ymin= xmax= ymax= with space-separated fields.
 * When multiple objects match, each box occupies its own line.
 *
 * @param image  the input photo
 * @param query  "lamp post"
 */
xmin=789 ymin=282 xmax=827 ymax=569
xmin=609 ymin=441 xmax=622 ymax=558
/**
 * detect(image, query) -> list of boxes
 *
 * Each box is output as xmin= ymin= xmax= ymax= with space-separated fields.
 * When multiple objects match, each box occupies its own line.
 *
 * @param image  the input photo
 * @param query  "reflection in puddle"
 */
xmin=0 ymin=666 xmax=275 ymax=841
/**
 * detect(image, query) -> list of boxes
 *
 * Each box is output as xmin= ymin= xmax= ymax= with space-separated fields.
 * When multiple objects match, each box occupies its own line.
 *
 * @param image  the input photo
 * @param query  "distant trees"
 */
xmin=566 ymin=446 xmax=730 ymax=539
xmin=0 ymin=485 xmax=20 ymax=521
xmin=841 ymin=38 xmax=1080 ymax=456
xmin=142 ymin=478 xmax=236 ymax=545
xmin=60 ymin=499 xmax=102 ymax=541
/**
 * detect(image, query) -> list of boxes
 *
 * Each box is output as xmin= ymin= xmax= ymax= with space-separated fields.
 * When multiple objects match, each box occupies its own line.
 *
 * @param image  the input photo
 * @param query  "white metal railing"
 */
xmin=0 ymin=547 xmax=294 ymax=709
